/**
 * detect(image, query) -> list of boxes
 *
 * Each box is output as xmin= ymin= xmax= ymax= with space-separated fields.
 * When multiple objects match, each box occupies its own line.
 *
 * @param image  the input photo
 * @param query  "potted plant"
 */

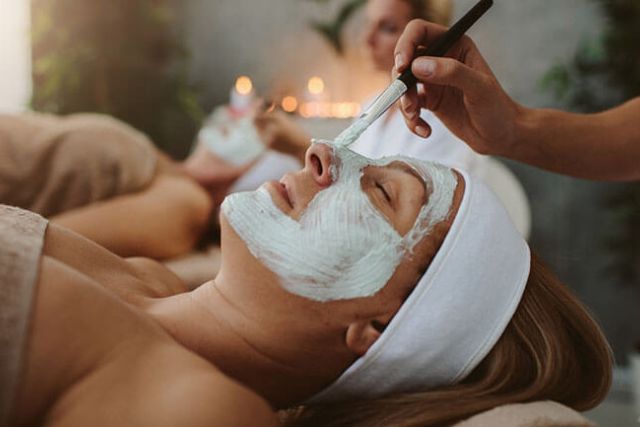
xmin=30 ymin=0 xmax=204 ymax=157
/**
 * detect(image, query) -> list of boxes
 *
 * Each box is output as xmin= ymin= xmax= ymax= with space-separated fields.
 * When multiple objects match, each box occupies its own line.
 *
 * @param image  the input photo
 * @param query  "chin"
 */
xmin=218 ymin=210 xmax=253 ymax=269
xmin=369 ymin=59 xmax=392 ymax=74
xmin=218 ymin=210 xmax=235 ymax=245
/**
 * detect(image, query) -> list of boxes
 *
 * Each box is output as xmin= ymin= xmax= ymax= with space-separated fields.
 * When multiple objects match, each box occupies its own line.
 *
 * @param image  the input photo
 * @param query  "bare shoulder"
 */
xmin=154 ymin=366 xmax=279 ymax=427
xmin=46 ymin=341 xmax=279 ymax=427
xmin=134 ymin=345 xmax=279 ymax=427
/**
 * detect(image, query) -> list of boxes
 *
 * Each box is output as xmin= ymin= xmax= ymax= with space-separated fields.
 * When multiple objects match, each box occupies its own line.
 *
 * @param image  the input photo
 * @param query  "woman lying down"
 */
xmin=1 ymin=142 xmax=611 ymax=427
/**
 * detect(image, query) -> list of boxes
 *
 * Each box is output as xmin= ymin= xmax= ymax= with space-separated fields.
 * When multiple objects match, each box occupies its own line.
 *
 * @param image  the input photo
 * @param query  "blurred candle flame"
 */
xmin=281 ymin=96 xmax=298 ymax=113
xmin=235 ymin=76 xmax=253 ymax=95
xmin=307 ymin=76 xmax=325 ymax=95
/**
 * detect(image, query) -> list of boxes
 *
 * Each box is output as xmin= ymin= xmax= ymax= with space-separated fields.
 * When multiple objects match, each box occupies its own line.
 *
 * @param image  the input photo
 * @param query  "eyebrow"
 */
xmin=388 ymin=162 xmax=427 ymax=202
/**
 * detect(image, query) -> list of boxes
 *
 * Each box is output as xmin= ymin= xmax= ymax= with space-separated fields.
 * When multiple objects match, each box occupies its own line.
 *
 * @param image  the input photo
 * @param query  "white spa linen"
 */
xmin=310 ymin=169 xmax=531 ymax=402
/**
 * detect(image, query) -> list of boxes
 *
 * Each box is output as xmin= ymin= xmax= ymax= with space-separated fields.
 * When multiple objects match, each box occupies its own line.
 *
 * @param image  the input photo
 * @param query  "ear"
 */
xmin=345 ymin=317 xmax=390 ymax=357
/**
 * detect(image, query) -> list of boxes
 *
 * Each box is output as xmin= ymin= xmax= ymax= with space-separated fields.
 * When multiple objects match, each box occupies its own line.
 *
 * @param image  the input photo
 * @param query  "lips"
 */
xmin=278 ymin=181 xmax=293 ymax=208
xmin=265 ymin=180 xmax=293 ymax=210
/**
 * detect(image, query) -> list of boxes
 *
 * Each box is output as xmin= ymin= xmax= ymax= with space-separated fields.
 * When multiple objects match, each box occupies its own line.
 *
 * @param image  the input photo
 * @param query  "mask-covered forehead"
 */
xmin=393 ymin=155 xmax=457 ymax=250
xmin=317 ymin=139 xmax=449 ymax=188
xmin=373 ymin=153 xmax=452 ymax=186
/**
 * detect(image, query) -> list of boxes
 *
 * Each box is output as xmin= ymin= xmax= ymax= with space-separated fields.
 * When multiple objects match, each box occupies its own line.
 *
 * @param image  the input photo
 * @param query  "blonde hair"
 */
xmin=284 ymin=254 xmax=613 ymax=427
xmin=405 ymin=0 xmax=453 ymax=26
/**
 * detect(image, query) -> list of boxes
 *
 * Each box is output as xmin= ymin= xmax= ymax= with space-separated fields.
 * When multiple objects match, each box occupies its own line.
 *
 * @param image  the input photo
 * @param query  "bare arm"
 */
xmin=254 ymin=110 xmax=311 ymax=163
xmin=51 ymin=173 xmax=213 ymax=259
xmin=395 ymin=19 xmax=640 ymax=181
xmin=514 ymin=98 xmax=640 ymax=181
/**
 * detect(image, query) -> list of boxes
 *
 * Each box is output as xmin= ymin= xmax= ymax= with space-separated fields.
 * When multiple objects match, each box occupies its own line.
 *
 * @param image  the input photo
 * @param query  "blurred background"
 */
xmin=2 ymin=0 xmax=639 ymax=423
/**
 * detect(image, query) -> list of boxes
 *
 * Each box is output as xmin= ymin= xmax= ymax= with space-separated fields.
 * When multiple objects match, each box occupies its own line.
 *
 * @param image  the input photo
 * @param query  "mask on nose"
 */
xmin=221 ymin=141 xmax=457 ymax=301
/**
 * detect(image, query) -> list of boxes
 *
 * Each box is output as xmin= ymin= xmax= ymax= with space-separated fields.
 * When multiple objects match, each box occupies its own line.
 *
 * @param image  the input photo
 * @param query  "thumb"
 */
xmin=411 ymin=56 xmax=489 ymax=103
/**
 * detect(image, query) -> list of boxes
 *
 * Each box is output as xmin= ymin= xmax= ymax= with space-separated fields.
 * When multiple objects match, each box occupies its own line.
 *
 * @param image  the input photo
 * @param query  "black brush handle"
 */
xmin=398 ymin=0 xmax=493 ymax=87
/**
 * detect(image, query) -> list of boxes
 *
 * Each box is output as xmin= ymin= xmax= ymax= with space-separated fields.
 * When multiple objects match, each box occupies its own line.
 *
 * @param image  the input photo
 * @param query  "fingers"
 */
xmin=410 ymin=56 xmax=490 ymax=105
xmin=399 ymin=85 xmax=432 ymax=138
xmin=394 ymin=19 xmax=448 ymax=72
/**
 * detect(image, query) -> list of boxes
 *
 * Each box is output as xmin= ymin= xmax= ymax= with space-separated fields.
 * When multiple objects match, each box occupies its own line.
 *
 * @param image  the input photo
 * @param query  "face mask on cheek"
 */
xmin=221 ymin=142 xmax=457 ymax=302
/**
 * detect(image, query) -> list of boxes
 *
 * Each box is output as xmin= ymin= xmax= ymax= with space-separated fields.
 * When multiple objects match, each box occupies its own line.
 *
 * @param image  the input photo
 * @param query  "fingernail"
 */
xmin=415 ymin=126 xmax=429 ymax=138
xmin=395 ymin=53 xmax=405 ymax=70
xmin=401 ymin=96 xmax=413 ymax=112
xmin=415 ymin=59 xmax=436 ymax=77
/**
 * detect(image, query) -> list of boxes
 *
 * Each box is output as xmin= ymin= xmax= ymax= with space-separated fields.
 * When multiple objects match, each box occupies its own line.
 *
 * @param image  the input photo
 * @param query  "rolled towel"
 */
xmin=0 ymin=205 xmax=48 ymax=426
xmin=0 ymin=113 xmax=157 ymax=216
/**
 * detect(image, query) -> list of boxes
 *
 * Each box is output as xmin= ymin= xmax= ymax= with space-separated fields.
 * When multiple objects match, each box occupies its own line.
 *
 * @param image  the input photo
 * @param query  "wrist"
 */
xmin=510 ymin=105 xmax=544 ymax=164
xmin=286 ymin=134 xmax=310 ymax=163
xmin=293 ymin=140 xmax=309 ymax=164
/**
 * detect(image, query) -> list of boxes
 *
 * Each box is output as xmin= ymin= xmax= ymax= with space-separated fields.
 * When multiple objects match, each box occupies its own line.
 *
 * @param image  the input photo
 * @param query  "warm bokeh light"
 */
xmin=235 ymin=76 xmax=253 ymax=95
xmin=331 ymin=102 xmax=361 ymax=118
xmin=299 ymin=101 xmax=360 ymax=118
xmin=281 ymin=96 xmax=298 ymax=113
xmin=307 ymin=76 xmax=325 ymax=95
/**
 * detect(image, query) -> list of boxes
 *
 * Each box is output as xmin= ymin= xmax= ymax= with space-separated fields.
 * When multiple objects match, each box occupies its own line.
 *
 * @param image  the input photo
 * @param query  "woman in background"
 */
xmin=258 ymin=0 xmax=484 ymax=175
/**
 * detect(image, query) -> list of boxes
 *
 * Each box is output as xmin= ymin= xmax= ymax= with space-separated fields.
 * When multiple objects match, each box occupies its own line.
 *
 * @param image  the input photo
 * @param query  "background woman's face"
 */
xmin=363 ymin=0 xmax=413 ymax=72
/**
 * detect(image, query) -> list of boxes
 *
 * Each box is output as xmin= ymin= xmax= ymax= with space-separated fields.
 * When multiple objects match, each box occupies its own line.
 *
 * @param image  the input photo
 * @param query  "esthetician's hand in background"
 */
xmin=395 ymin=19 xmax=640 ymax=181
xmin=254 ymin=110 xmax=311 ymax=163
xmin=394 ymin=19 xmax=521 ymax=157
xmin=182 ymin=139 xmax=254 ymax=206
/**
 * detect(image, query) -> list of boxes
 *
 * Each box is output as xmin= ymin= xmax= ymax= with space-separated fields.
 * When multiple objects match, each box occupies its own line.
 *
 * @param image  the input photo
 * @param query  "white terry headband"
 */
xmin=310 ymin=169 xmax=531 ymax=402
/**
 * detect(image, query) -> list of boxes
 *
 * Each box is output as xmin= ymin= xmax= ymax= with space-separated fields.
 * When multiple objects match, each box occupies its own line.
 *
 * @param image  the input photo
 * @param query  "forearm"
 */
xmin=52 ymin=175 xmax=213 ymax=259
xmin=273 ymin=131 xmax=310 ymax=164
xmin=513 ymin=98 xmax=640 ymax=181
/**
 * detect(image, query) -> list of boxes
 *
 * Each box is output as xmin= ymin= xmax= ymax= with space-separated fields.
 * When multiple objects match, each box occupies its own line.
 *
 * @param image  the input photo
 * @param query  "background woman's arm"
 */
xmin=51 ymin=173 xmax=213 ymax=260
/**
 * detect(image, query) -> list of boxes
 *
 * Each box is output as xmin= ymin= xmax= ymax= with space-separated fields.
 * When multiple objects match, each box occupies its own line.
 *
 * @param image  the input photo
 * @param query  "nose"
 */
xmin=364 ymin=25 xmax=376 ymax=48
xmin=305 ymin=143 xmax=334 ymax=188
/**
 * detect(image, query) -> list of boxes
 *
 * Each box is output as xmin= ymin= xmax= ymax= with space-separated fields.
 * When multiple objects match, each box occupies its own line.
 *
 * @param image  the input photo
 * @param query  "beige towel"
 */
xmin=0 ymin=205 xmax=48 ymax=427
xmin=453 ymin=400 xmax=597 ymax=427
xmin=0 ymin=113 xmax=157 ymax=217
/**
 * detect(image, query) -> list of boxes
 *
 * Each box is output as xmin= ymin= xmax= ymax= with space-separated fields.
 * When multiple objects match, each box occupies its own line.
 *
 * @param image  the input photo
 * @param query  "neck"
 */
xmin=144 ymin=279 xmax=352 ymax=408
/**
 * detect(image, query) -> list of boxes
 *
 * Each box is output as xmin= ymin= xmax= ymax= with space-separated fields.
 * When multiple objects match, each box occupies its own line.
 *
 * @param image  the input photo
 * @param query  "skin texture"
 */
xmin=11 ymin=144 xmax=463 ymax=425
xmin=15 ymin=225 xmax=276 ymax=427
xmin=394 ymin=19 xmax=640 ymax=181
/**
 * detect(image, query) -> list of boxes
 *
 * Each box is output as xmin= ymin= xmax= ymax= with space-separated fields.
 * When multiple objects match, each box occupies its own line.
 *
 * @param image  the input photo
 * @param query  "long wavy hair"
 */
xmin=284 ymin=254 xmax=613 ymax=427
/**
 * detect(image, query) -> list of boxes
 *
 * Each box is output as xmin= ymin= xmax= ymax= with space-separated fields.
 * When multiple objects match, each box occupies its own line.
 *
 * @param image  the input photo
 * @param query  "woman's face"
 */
xmin=363 ymin=0 xmax=413 ymax=72
xmin=220 ymin=142 xmax=461 ymax=303
xmin=268 ymin=144 xmax=426 ymax=236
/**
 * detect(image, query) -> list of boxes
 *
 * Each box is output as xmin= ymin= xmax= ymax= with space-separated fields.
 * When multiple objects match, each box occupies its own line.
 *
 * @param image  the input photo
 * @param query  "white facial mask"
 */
xmin=221 ymin=141 xmax=457 ymax=302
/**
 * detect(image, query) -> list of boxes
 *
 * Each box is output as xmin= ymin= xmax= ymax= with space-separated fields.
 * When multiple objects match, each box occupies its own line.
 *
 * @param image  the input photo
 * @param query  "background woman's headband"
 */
xmin=310 ymin=169 xmax=531 ymax=402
